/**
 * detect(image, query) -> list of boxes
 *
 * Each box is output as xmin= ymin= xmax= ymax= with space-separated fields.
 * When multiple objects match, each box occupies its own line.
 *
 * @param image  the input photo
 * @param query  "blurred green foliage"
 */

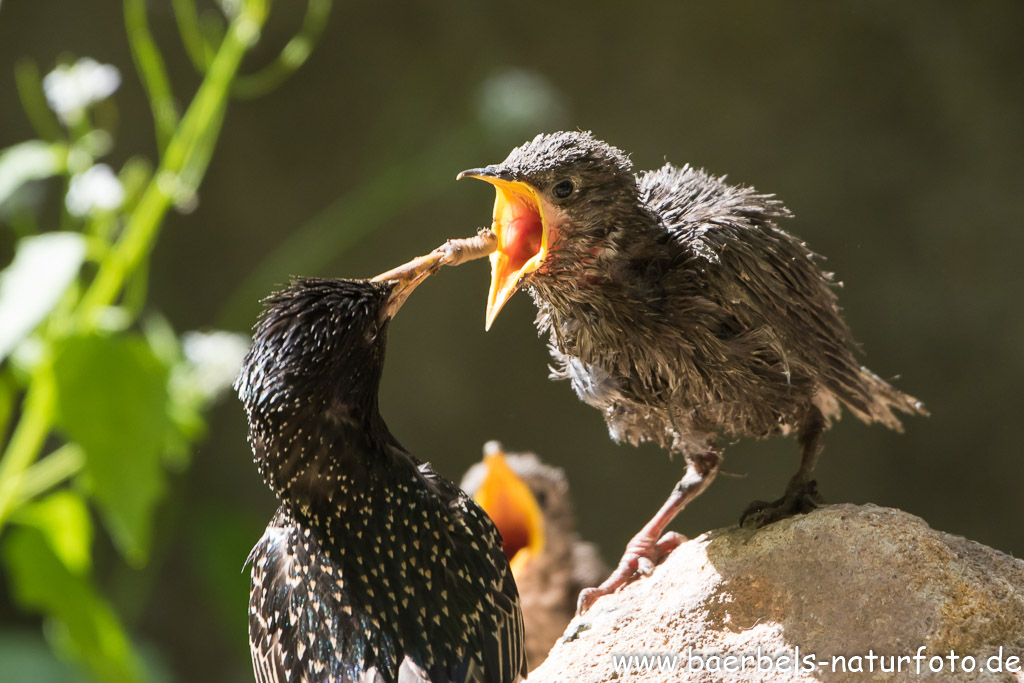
xmin=0 ymin=1 xmax=330 ymax=679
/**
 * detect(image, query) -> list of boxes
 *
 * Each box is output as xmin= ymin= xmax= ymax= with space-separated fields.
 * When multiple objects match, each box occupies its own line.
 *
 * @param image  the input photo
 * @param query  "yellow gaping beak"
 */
xmin=457 ymin=168 xmax=550 ymax=330
xmin=471 ymin=442 xmax=545 ymax=576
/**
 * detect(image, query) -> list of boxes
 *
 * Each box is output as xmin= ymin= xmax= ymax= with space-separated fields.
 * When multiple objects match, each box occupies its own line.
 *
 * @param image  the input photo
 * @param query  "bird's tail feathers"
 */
xmin=839 ymin=366 xmax=928 ymax=432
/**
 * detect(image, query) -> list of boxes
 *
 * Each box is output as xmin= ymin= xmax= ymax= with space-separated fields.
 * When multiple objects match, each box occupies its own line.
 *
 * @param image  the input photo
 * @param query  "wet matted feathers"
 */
xmin=460 ymin=131 xmax=926 ymax=611
xmin=237 ymin=277 xmax=526 ymax=683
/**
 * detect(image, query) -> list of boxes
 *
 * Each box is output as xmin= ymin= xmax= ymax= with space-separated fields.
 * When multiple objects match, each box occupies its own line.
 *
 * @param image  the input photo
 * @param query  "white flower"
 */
xmin=217 ymin=0 xmax=242 ymax=18
xmin=65 ymin=164 xmax=124 ymax=216
xmin=182 ymin=330 xmax=251 ymax=400
xmin=43 ymin=58 xmax=121 ymax=123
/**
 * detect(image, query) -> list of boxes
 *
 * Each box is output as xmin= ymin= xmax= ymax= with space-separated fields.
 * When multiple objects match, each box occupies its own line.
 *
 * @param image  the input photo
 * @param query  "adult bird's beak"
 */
xmin=371 ymin=229 xmax=499 ymax=320
xmin=372 ymin=254 xmax=440 ymax=320
xmin=470 ymin=441 xmax=546 ymax=576
xmin=457 ymin=167 xmax=552 ymax=330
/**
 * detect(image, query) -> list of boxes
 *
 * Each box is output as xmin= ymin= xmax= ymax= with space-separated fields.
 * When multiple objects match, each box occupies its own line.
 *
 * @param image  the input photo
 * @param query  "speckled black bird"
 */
xmin=236 ymin=262 xmax=525 ymax=681
xmin=459 ymin=131 xmax=926 ymax=611
xmin=460 ymin=442 xmax=607 ymax=665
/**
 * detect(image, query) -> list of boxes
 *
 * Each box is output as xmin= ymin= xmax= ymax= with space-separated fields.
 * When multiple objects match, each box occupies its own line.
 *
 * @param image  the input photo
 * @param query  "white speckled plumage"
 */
xmin=238 ymin=278 xmax=526 ymax=683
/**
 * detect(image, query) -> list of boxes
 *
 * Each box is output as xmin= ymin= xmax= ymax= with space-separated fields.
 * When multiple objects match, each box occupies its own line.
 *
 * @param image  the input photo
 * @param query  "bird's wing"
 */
xmin=418 ymin=463 xmax=528 ymax=683
xmin=638 ymin=163 xmax=913 ymax=425
xmin=248 ymin=506 xmax=392 ymax=683
xmin=481 ymin=561 xmax=528 ymax=683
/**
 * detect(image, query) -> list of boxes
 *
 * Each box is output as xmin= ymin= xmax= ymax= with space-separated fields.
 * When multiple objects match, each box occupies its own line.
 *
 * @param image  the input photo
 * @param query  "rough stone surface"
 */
xmin=527 ymin=504 xmax=1024 ymax=682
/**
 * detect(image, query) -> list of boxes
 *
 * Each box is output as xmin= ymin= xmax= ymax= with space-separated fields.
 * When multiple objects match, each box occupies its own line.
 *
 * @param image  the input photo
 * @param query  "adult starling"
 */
xmin=458 ymin=131 xmax=926 ymax=611
xmin=237 ymin=233 xmax=527 ymax=682
xmin=460 ymin=441 xmax=607 ymax=664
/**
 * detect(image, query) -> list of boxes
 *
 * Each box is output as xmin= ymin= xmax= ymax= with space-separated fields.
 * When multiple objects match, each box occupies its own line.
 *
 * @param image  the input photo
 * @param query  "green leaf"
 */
xmin=142 ymin=314 xmax=202 ymax=470
xmin=13 ymin=489 xmax=92 ymax=575
xmin=0 ymin=629 xmax=88 ymax=683
xmin=1 ymin=526 xmax=144 ymax=682
xmin=192 ymin=505 xmax=260 ymax=660
xmin=0 ymin=233 xmax=87 ymax=363
xmin=0 ymin=140 xmax=66 ymax=206
xmin=51 ymin=333 xmax=170 ymax=565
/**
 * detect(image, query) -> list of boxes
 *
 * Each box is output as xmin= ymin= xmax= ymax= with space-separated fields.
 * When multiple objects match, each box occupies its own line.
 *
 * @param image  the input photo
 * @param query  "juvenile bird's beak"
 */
xmin=457 ymin=167 xmax=551 ymax=330
xmin=470 ymin=441 xmax=545 ymax=576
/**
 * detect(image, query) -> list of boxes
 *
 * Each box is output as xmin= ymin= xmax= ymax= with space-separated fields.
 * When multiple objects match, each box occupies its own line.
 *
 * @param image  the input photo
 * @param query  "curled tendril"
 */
xmin=171 ymin=0 xmax=332 ymax=99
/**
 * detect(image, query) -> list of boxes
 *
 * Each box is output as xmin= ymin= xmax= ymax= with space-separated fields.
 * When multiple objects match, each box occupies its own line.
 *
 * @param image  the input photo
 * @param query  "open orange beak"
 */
xmin=457 ymin=167 xmax=552 ymax=330
xmin=470 ymin=442 xmax=545 ymax=575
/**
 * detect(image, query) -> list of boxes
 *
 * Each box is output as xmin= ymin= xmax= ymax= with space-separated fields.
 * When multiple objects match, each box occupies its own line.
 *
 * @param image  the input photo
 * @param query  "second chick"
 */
xmin=461 ymin=441 xmax=607 ymax=666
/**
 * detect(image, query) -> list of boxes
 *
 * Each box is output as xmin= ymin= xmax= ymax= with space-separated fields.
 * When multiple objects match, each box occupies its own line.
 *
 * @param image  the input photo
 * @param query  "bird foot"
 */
xmin=576 ymin=531 xmax=685 ymax=614
xmin=740 ymin=479 xmax=823 ymax=529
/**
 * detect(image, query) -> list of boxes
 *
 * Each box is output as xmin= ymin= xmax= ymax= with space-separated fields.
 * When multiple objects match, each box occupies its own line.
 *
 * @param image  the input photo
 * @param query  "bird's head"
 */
xmin=237 ymin=269 xmax=431 ymax=436
xmin=458 ymin=131 xmax=640 ymax=329
xmin=461 ymin=441 xmax=575 ymax=576
xmin=238 ymin=239 xmax=497 ymax=508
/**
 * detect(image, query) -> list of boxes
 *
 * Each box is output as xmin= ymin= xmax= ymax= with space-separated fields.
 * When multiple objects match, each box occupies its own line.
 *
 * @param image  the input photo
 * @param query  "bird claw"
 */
xmin=654 ymin=530 xmax=686 ymax=556
xmin=740 ymin=479 xmax=823 ymax=529
xmin=576 ymin=587 xmax=603 ymax=615
xmin=576 ymin=531 xmax=687 ymax=614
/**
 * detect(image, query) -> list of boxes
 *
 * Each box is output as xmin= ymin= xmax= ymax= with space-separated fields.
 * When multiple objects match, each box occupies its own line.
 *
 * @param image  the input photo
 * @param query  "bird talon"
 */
xmin=574 ymin=530 xmax=684 ymax=615
xmin=740 ymin=480 xmax=824 ymax=529
xmin=655 ymin=531 xmax=687 ymax=556
xmin=576 ymin=588 xmax=601 ymax=614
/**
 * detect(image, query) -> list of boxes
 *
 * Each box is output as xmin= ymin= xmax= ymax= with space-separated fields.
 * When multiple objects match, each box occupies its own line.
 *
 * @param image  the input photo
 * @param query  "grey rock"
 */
xmin=528 ymin=504 xmax=1024 ymax=682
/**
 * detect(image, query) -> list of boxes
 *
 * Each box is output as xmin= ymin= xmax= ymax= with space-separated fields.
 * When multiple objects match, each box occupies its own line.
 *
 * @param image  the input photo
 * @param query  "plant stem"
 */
xmin=13 ymin=59 xmax=63 ymax=142
xmin=0 ymin=373 xmax=56 ymax=529
xmin=172 ymin=0 xmax=211 ymax=72
xmin=12 ymin=443 xmax=85 ymax=507
xmin=77 ymin=0 xmax=268 ymax=327
xmin=124 ymin=0 xmax=180 ymax=151
xmin=232 ymin=0 xmax=332 ymax=98
xmin=0 ymin=370 xmax=15 ymax=446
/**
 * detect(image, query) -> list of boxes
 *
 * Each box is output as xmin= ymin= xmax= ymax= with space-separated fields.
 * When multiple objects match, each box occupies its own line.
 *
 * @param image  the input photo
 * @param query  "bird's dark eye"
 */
xmin=552 ymin=180 xmax=575 ymax=199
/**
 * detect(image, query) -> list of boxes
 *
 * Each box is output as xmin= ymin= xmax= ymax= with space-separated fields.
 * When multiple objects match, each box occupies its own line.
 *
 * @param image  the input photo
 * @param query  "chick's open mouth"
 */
xmin=495 ymin=184 xmax=543 ymax=276
xmin=458 ymin=171 xmax=550 ymax=329
xmin=470 ymin=447 xmax=545 ymax=575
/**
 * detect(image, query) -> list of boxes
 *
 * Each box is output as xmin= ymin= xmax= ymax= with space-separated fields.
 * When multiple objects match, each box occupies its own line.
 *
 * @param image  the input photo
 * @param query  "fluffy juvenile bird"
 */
xmin=459 ymin=131 xmax=926 ymax=611
xmin=460 ymin=441 xmax=607 ymax=665
xmin=236 ymin=238 xmax=526 ymax=682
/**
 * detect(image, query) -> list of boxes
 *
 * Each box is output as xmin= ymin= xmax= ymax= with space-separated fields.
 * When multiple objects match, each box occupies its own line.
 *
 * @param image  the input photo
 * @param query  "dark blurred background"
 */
xmin=1 ymin=2 xmax=1022 ymax=681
